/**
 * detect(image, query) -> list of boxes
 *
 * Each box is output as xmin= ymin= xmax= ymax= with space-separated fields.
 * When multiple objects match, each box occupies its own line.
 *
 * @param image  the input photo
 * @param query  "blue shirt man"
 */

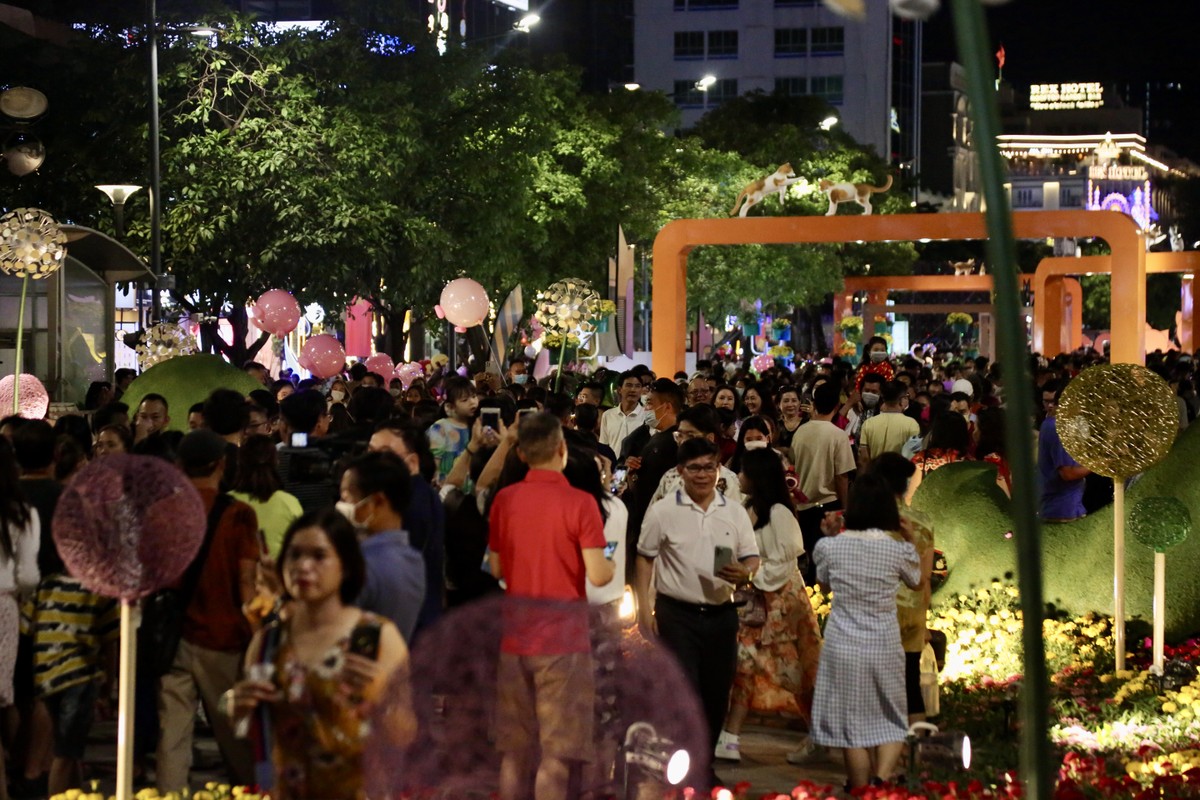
xmin=1038 ymin=384 xmax=1089 ymax=521
xmin=339 ymin=451 xmax=427 ymax=643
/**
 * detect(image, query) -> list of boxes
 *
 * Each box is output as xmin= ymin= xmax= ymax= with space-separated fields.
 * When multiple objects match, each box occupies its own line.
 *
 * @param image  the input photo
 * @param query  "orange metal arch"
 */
xmin=651 ymin=211 xmax=1146 ymax=376
xmin=1033 ymin=252 xmax=1200 ymax=356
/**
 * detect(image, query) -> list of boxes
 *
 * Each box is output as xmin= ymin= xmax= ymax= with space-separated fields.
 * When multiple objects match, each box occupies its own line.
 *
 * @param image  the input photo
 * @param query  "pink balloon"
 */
xmin=394 ymin=362 xmax=424 ymax=389
xmin=364 ymin=353 xmax=394 ymax=377
xmin=752 ymin=353 xmax=775 ymax=373
xmin=299 ymin=334 xmax=346 ymax=379
xmin=254 ymin=289 xmax=302 ymax=336
xmin=439 ymin=278 xmax=489 ymax=329
xmin=0 ymin=373 xmax=49 ymax=419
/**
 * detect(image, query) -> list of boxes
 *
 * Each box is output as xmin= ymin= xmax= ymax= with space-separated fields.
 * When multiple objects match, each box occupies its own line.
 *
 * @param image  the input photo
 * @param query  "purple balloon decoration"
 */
xmin=53 ymin=454 xmax=207 ymax=601
xmin=364 ymin=595 xmax=708 ymax=799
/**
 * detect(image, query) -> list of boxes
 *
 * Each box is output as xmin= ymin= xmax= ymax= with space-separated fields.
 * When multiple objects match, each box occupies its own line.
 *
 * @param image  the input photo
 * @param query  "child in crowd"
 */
xmin=426 ymin=377 xmax=480 ymax=485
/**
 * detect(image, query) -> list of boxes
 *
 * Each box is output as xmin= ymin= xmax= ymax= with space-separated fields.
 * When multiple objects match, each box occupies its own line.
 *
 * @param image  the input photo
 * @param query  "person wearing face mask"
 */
xmin=337 ymin=451 xmax=425 ymax=644
xmin=621 ymin=379 xmax=684 ymax=576
xmin=854 ymin=336 xmax=896 ymax=393
xmin=506 ymin=355 xmax=530 ymax=387
xmin=327 ymin=379 xmax=349 ymax=409
xmin=857 ymin=381 xmax=919 ymax=472
xmin=844 ymin=373 xmax=885 ymax=453
xmin=789 ymin=382 xmax=856 ymax=583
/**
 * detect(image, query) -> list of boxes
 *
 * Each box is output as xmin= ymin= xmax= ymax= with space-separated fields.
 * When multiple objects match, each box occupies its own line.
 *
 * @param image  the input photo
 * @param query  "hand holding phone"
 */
xmin=481 ymin=408 xmax=501 ymax=431
xmin=604 ymin=541 xmax=618 ymax=560
xmin=713 ymin=545 xmax=734 ymax=574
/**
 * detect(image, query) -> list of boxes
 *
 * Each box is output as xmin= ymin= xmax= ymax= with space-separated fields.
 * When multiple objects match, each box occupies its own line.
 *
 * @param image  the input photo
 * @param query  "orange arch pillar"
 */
xmin=651 ymin=211 xmax=1145 ymax=375
xmin=1033 ymin=251 xmax=1200 ymax=357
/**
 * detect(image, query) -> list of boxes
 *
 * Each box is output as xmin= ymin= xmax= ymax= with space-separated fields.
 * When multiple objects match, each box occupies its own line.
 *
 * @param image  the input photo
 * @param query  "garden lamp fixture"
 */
xmin=820 ymin=115 xmax=839 ymax=131
xmin=514 ymin=13 xmax=540 ymax=32
xmin=696 ymin=75 xmax=717 ymax=92
xmin=907 ymin=721 xmax=971 ymax=772
xmin=622 ymin=722 xmax=690 ymax=800
xmin=624 ymin=82 xmax=641 ymax=91
xmin=96 ymin=185 xmax=143 ymax=237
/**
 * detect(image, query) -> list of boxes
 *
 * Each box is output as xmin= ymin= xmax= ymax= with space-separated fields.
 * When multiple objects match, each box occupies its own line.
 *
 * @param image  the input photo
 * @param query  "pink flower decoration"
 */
xmin=0 ymin=373 xmax=49 ymax=419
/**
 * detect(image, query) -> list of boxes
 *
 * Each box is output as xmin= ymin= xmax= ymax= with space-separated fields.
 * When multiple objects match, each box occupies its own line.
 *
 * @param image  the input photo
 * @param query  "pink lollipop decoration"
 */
xmin=394 ymin=362 xmax=424 ymax=389
xmin=53 ymin=454 xmax=206 ymax=600
xmin=752 ymin=353 xmax=775 ymax=373
xmin=439 ymin=278 xmax=490 ymax=329
xmin=0 ymin=373 xmax=49 ymax=419
xmin=254 ymin=289 xmax=302 ymax=336
xmin=364 ymin=352 xmax=394 ymax=378
xmin=299 ymin=334 xmax=346 ymax=379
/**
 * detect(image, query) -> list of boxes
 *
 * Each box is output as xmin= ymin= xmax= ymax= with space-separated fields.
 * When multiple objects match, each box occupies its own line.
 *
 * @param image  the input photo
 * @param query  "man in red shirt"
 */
xmin=488 ymin=412 xmax=614 ymax=800
xmin=157 ymin=430 xmax=259 ymax=792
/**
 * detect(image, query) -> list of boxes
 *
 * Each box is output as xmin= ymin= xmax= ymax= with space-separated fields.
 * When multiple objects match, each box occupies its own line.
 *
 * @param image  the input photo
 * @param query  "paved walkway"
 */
xmin=74 ymin=720 xmax=847 ymax=798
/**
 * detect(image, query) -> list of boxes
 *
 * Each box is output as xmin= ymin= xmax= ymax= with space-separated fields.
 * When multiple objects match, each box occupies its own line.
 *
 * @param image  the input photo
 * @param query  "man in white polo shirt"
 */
xmin=599 ymin=370 xmax=646 ymax=457
xmin=635 ymin=437 xmax=760 ymax=777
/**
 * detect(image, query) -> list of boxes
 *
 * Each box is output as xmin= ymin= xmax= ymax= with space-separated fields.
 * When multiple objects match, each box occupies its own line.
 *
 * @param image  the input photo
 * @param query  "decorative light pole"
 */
xmin=96 ymin=184 xmax=143 ymax=237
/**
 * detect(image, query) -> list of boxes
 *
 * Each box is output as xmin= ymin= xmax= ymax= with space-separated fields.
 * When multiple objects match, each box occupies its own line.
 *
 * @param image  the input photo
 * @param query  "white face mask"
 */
xmin=389 ymin=388 xmax=401 ymax=397
xmin=735 ymin=387 xmax=745 ymax=397
xmin=870 ymin=351 xmax=889 ymax=364
xmin=646 ymin=406 xmax=661 ymax=430
xmin=330 ymin=389 xmax=346 ymax=402
xmin=744 ymin=439 xmax=769 ymax=450
xmin=862 ymin=392 xmax=881 ymax=408
xmin=335 ymin=499 xmax=367 ymax=529
xmin=513 ymin=374 xmax=528 ymax=385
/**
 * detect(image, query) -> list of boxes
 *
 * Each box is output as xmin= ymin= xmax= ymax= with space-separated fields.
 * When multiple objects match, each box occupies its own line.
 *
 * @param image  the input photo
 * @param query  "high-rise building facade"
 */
xmin=632 ymin=0 xmax=921 ymax=166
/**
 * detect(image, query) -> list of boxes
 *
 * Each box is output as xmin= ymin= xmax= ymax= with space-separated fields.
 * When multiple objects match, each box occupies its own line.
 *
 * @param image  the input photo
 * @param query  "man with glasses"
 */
xmin=687 ymin=374 xmax=713 ymax=407
xmin=635 ymin=437 xmax=759 ymax=777
xmin=648 ymin=404 xmax=743 ymax=505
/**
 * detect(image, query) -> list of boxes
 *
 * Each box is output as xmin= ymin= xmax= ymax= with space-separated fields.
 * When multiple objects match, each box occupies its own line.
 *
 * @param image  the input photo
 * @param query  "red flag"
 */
xmin=996 ymin=44 xmax=1006 ymax=71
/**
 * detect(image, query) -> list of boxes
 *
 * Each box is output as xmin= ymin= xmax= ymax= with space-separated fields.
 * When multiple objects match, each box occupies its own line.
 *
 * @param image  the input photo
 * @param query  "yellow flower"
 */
xmin=1163 ymin=701 xmax=1179 ymax=713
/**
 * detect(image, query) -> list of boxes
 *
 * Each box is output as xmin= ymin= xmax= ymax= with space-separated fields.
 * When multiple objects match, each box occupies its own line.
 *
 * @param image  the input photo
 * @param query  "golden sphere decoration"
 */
xmin=1057 ymin=363 xmax=1177 ymax=478
xmin=0 ymin=207 xmax=66 ymax=279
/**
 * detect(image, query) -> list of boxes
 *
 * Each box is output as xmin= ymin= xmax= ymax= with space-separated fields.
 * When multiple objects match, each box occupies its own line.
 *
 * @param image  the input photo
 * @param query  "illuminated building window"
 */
xmin=811 ymin=27 xmax=844 ymax=56
xmin=775 ymin=76 xmax=808 ymax=96
xmin=775 ymin=27 xmax=807 ymax=57
xmin=811 ymin=75 xmax=843 ymax=105
xmin=707 ymin=30 xmax=738 ymax=58
xmin=674 ymin=31 xmax=705 ymax=59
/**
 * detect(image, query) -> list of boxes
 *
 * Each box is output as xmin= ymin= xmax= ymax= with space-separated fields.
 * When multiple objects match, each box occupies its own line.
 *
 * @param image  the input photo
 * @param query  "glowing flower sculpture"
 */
xmin=53 ymin=454 xmax=207 ymax=600
xmin=0 ymin=208 xmax=67 ymax=414
xmin=135 ymin=322 xmax=198 ymax=372
xmin=535 ymin=278 xmax=601 ymax=336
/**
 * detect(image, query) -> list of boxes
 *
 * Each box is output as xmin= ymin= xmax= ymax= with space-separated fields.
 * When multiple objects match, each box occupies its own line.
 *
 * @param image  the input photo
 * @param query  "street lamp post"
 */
xmin=95 ymin=184 xmax=143 ymax=237
xmin=148 ymin=0 xmax=162 ymax=321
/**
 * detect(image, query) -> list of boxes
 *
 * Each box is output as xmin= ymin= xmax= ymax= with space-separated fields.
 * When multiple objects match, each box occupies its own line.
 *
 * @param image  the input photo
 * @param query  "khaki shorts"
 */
xmin=496 ymin=651 xmax=595 ymax=762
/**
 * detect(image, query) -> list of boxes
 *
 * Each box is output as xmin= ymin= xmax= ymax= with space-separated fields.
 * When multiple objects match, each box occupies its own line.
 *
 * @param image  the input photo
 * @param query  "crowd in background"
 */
xmin=0 ymin=339 xmax=1196 ymax=798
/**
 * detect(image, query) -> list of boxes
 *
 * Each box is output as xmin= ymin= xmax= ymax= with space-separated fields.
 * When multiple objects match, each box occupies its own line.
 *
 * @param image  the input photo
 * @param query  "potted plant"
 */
xmin=836 ymin=315 xmax=864 ymax=343
xmin=739 ymin=313 xmax=762 ymax=338
xmin=589 ymin=299 xmax=617 ymax=333
xmin=873 ymin=313 xmax=891 ymax=335
xmin=543 ymin=331 xmax=581 ymax=364
xmin=768 ymin=343 xmax=794 ymax=367
xmin=771 ymin=317 xmax=792 ymax=342
xmin=947 ymin=311 xmax=973 ymax=340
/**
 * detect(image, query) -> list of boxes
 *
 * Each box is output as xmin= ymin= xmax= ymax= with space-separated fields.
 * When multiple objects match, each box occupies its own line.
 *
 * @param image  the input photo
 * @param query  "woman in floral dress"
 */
xmin=229 ymin=509 xmax=413 ymax=799
xmin=714 ymin=448 xmax=822 ymax=762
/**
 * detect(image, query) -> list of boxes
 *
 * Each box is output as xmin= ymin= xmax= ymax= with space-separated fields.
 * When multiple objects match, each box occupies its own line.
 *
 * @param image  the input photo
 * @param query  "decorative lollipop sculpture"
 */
xmin=0 ymin=208 xmax=66 ymax=414
xmin=1056 ymin=363 xmax=1178 ymax=671
xmin=535 ymin=278 xmax=601 ymax=390
xmin=53 ymin=454 xmax=207 ymax=800
xmin=135 ymin=321 xmax=198 ymax=371
xmin=1130 ymin=497 xmax=1192 ymax=675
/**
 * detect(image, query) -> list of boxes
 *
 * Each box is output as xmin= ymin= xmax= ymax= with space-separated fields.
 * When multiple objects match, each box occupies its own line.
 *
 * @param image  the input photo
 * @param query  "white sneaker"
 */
xmin=714 ymin=730 xmax=741 ymax=762
xmin=785 ymin=737 xmax=818 ymax=765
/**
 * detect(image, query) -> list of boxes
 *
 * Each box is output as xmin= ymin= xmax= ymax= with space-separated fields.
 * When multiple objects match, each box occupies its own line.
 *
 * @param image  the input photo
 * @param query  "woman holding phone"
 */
xmin=227 ymin=509 xmax=412 ymax=800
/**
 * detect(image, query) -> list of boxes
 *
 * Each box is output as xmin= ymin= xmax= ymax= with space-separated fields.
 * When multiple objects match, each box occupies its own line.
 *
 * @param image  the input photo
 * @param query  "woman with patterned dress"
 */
xmin=715 ymin=448 xmax=822 ymax=763
xmin=810 ymin=474 xmax=921 ymax=790
xmin=228 ymin=509 xmax=413 ymax=800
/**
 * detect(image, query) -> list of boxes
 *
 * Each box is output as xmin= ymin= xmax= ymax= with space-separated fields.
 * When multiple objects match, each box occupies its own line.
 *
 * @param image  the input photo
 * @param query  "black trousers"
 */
xmin=654 ymin=594 xmax=739 ymax=751
xmin=797 ymin=502 xmax=841 ymax=585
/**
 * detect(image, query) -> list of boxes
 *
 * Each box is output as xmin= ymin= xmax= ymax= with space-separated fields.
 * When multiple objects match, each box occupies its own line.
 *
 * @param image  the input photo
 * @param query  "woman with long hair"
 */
xmin=728 ymin=415 xmax=775 ymax=475
xmin=228 ymin=509 xmax=412 ymax=800
xmin=741 ymin=386 xmax=777 ymax=423
xmin=0 ymin=438 xmax=40 ymax=800
xmin=229 ymin=435 xmax=304 ymax=559
xmin=810 ymin=474 xmax=920 ymax=790
xmin=715 ymin=448 xmax=821 ymax=763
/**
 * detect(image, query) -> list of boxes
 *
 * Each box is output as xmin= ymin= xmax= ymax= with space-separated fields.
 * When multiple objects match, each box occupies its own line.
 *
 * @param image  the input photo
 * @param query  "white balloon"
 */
xmin=524 ymin=345 xmax=539 ymax=359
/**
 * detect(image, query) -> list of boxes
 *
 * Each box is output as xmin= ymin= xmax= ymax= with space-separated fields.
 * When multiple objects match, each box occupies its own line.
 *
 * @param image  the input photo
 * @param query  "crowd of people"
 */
xmin=0 ymin=340 xmax=1194 ymax=799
